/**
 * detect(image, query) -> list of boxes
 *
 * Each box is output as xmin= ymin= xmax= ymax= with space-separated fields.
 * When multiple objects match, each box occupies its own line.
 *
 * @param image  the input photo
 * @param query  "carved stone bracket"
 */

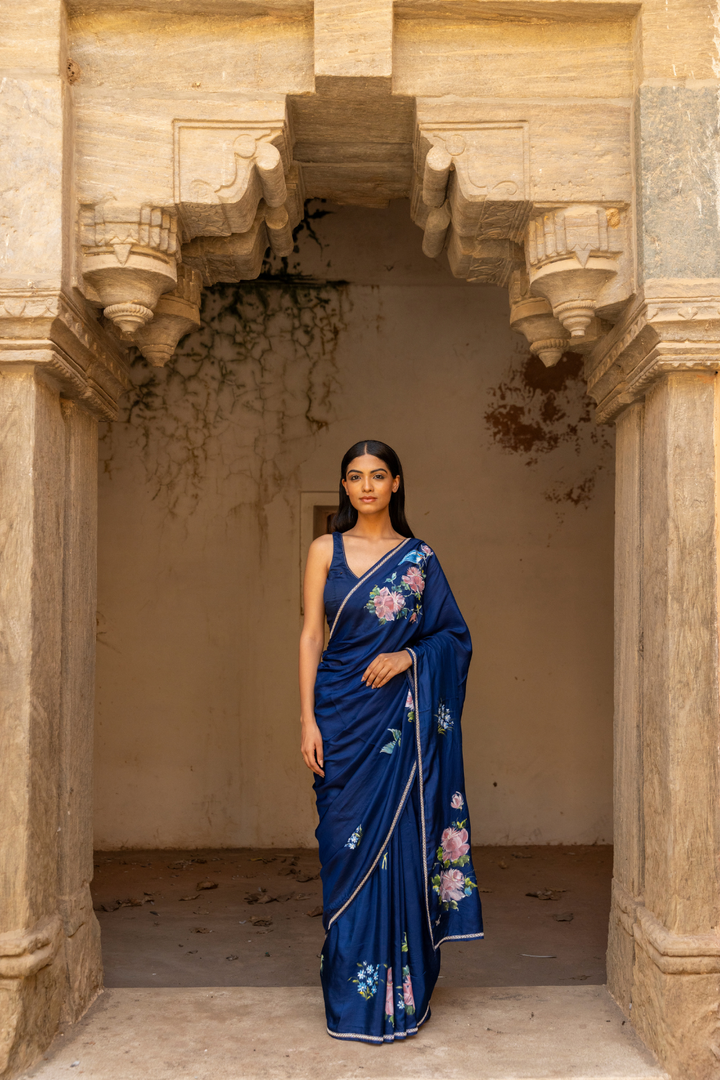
xmin=585 ymin=286 xmax=720 ymax=423
xmin=132 ymin=265 xmax=202 ymax=367
xmin=525 ymin=205 xmax=628 ymax=337
xmin=181 ymin=166 xmax=305 ymax=286
xmin=80 ymin=203 xmax=179 ymax=332
xmin=0 ymin=289 xmax=131 ymax=420
xmin=412 ymin=120 xmax=531 ymax=287
xmin=173 ymin=115 xmax=304 ymax=284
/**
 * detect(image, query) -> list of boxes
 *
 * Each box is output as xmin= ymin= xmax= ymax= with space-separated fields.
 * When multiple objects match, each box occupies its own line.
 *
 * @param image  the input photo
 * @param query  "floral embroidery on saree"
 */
xmin=365 ymin=546 xmax=434 ymax=625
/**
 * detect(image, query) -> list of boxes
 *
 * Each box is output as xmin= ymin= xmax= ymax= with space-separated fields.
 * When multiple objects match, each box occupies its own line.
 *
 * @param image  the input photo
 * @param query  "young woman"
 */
xmin=300 ymin=440 xmax=483 ymax=1043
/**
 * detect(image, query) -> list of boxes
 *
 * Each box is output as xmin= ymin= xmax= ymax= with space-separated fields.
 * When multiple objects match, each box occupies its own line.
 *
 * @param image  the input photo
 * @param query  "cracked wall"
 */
xmin=95 ymin=200 xmax=615 ymax=849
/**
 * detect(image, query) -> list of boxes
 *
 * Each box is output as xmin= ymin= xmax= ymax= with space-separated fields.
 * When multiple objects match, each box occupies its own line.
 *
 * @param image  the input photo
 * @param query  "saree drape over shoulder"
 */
xmin=314 ymin=533 xmax=483 ymax=1043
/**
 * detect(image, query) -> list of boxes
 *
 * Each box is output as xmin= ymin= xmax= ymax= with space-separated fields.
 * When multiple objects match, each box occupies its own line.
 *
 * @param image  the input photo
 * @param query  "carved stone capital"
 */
xmin=585 ymin=283 xmax=720 ymax=423
xmin=412 ymin=120 xmax=530 ymax=286
xmin=80 ymin=203 xmax=179 ymax=331
xmin=0 ymin=289 xmax=131 ymax=420
xmin=132 ymin=265 xmax=202 ymax=367
xmin=525 ymin=205 xmax=629 ymax=338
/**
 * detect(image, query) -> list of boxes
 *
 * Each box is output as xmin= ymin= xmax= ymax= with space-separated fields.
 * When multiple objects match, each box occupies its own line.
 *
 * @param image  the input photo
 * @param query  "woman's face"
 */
xmin=342 ymin=454 xmax=399 ymax=519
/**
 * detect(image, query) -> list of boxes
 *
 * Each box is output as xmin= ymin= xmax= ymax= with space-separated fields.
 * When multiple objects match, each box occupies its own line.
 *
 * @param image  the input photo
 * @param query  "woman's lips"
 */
xmin=361 ymin=497 xmax=376 ymax=502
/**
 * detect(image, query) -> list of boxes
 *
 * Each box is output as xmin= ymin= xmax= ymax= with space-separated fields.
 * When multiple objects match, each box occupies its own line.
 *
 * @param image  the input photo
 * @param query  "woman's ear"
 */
xmin=392 ymin=477 xmax=400 ymax=493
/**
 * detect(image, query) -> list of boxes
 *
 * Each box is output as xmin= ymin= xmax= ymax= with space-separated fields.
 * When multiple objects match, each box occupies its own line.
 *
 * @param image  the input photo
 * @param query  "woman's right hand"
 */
xmin=301 ymin=718 xmax=325 ymax=777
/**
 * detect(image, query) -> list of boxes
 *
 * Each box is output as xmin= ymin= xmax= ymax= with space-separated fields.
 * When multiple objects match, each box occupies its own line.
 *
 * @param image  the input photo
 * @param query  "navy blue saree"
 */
xmin=314 ymin=533 xmax=483 ymax=1043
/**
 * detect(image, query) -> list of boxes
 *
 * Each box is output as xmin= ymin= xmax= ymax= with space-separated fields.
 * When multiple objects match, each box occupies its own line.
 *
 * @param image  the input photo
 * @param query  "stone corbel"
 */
xmin=181 ymin=165 xmax=305 ymax=286
xmin=525 ymin=205 xmax=629 ymax=338
xmin=412 ymin=120 xmax=531 ymax=286
xmin=132 ymin=265 xmax=202 ymax=367
xmin=80 ymin=203 xmax=179 ymax=332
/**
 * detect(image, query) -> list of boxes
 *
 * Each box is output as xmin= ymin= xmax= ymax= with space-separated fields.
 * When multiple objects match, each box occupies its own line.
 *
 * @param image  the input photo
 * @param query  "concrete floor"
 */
xmin=92 ymin=846 xmax=612 ymax=988
xmin=23 ymin=848 xmax=670 ymax=1080
xmin=25 ymin=987 xmax=668 ymax=1080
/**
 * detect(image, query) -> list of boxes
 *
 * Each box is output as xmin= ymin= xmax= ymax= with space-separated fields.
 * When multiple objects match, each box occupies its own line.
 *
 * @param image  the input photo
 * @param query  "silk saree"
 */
xmin=313 ymin=532 xmax=483 ymax=1043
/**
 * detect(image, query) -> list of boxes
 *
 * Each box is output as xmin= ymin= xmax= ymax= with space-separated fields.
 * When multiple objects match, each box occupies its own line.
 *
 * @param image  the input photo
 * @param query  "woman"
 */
xmin=300 ymin=440 xmax=483 ymax=1043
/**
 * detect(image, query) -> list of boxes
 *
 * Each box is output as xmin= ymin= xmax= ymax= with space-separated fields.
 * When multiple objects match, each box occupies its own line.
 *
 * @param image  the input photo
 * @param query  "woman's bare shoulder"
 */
xmin=307 ymin=533 xmax=334 ymax=570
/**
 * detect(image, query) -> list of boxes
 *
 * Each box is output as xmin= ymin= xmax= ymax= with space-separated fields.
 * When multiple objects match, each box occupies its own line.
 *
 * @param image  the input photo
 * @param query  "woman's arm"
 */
xmin=299 ymin=534 xmax=332 ymax=777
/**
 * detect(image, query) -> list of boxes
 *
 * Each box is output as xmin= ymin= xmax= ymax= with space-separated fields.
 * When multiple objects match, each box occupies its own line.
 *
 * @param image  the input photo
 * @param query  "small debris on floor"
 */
xmin=197 ymin=880 xmax=218 ymax=890
xmin=497 ymin=860 xmax=508 ymax=869
xmin=179 ymin=895 xmax=199 ymax=901
xmin=191 ymin=927 xmax=212 ymax=934
xmin=526 ymin=889 xmax=567 ymax=901
xmin=295 ymin=872 xmax=320 ymax=882
xmin=511 ymin=852 xmax=532 ymax=859
xmin=553 ymin=912 xmax=574 ymax=922
xmin=226 ymin=954 xmax=239 ymax=961
xmin=521 ymin=953 xmax=557 ymax=958
xmin=250 ymin=915 xmax=272 ymax=927
xmin=305 ymin=905 xmax=323 ymax=918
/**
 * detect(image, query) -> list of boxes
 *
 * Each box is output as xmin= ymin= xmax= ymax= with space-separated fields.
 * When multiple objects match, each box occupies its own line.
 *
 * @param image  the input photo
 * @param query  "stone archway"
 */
xmin=2 ymin=3 xmax=720 ymax=1078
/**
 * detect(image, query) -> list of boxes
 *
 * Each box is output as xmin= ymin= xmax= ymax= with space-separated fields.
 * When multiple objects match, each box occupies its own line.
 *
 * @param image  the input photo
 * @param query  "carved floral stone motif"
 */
xmin=80 ymin=203 xmax=179 ymax=332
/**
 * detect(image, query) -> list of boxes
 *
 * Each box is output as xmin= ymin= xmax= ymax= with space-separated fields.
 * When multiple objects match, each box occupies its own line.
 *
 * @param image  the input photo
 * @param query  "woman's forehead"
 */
xmin=345 ymin=455 xmax=389 ymax=474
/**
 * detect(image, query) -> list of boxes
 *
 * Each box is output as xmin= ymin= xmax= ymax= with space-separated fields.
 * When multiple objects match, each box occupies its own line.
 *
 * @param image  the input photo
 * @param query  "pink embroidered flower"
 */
xmin=373 ymin=587 xmax=400 ymax=621
xmin=391 ymin=591 xmax=406 ymax=613
xmin=385 ymin=968 xmax=394 ymax=1017
xmin=421 ymin=544 xmax=433 ymax=556
xmin=405 ymin=690 xmax=414 ymax=709
xmin=441 ymin=826 xmax=470 ymax=863
xmin=440 ymin=868 xmax=466 ymax=903
xmin=402 ymin=566 xmax=425 ymax=594
xmin=403 ymin=973 xmax=415 ymax=1010
xmin=450 ymin=792 xmax=464 ymax=810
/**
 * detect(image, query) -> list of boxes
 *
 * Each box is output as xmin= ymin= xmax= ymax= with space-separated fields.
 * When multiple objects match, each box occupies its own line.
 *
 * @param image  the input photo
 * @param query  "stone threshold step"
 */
xmin=24 ymin=985 xmax=668 ymax=1080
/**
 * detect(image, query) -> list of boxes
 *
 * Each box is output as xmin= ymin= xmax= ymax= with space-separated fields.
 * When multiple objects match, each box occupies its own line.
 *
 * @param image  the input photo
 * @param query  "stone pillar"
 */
xmin=57 ymin=400 xmax=102 ymax=1023
xmin=0 ymin=346 xmax=127 ymax=1080
xmin=587 ymin=298 xmax=720 ymax=1079
xmin=0 ymin=5 xmax=130 ymax=1059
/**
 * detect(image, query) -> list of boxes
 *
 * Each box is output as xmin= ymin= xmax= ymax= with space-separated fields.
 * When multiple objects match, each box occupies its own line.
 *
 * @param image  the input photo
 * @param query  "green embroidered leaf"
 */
xmin=380 ymin=728 xmax=402 ymax=754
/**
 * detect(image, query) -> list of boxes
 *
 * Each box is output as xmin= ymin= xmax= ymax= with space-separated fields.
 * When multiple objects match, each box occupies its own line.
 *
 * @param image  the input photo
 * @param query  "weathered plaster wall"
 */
xmin=94 ymin=200 xmax=614 ymax=849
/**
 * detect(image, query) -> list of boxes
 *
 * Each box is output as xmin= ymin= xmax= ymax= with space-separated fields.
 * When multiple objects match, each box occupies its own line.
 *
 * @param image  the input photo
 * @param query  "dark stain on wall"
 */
xmin=485 ymin=350 xmax=613 ymax=508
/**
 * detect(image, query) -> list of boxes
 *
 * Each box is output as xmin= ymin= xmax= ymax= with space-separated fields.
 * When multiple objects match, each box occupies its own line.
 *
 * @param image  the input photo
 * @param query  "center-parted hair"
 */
xmin=332 ymin=440 xmax=415 ymax=537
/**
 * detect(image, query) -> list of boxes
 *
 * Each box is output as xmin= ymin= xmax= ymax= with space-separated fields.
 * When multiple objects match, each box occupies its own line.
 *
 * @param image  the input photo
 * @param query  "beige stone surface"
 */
xmin=4 ymin=0 xmax=720 ymax=1075
xmin=23 ymin=986 xmax=668 ymax=1080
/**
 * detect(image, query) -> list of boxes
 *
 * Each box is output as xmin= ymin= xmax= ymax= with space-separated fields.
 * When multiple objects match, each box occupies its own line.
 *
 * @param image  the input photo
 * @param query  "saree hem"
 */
xmin=326 ymin=1003 xmax=431 ymax=1043
xmin=434 ymin=931 xmax=485 ymax=949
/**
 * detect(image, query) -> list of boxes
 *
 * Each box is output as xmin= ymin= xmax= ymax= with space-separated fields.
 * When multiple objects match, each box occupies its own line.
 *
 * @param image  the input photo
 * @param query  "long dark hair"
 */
xmin=332 ymin=440 xmax=414 ymax=537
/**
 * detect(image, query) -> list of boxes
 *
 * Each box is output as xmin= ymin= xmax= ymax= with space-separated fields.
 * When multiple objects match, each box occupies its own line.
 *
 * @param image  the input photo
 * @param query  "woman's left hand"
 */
xmin=362 ymin=650 xmax=412 ymax=689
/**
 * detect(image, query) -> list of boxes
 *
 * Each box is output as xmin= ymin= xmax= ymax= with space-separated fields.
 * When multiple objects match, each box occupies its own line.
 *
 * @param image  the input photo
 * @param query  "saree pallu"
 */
xmin=314 ymin=534 xmax=483 ymax=1043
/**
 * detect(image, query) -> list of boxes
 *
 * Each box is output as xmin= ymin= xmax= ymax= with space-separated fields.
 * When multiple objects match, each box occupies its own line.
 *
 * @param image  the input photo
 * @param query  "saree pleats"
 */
xmin=314 ymin=535 xmax=483 ymax=1042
